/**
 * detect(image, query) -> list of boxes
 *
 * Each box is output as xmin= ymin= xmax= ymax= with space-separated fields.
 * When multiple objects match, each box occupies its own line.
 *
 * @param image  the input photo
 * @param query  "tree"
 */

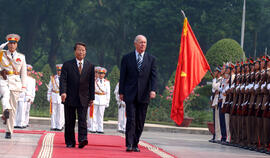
xmin=33 ymin=64 xmax=52 ymax=113
xmin=205 ymin=38 xmax=245 ymax=70
xmin=105 ymin=65 xmax=120 ymax=118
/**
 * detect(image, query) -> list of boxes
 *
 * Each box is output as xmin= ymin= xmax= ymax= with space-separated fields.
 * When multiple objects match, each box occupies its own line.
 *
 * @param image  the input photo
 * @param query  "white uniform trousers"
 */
xmin=225 ymin=113 xmax=230 ymax=142
xmin=15 ymin=101 xmax=26 ymax=127
xmin=215 ymin=106 xmax=221 ymax=141
xmin=23 ymin=102 xmax=32 ymax=126
xmin=118 ymin=106 xmax=126 ymax=132
xmin=0 ymin=83 xmax=11 ymax=110
xmin=93 ymin=105 xmax=105 ymax=132
xmin=4 ymin=91 xmax=20 ymax=134
xmin=87 ymin=106 xmax=95 ymax=131
xmin=51 ymin=103 xmax=65 ymax=129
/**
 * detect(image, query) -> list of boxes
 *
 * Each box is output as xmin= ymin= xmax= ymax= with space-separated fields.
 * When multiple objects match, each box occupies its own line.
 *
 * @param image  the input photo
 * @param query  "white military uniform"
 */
xmin=93 ymin=77 xmax=110 ymax=133
xmin=212 ymin=76 xmax=222 ymax=141
xmin=47 ymin=74 xmax=65 ymax=130
xmin=15 ymin=71 xmax=36 ymax=127
xmin=220 ymin=75 xmax=232 ymax=142
xmin=114 ymin=82 xmax=126 ymax=132
xmin=87 ymin=66 xmax=101 ymax=132
xmin=0 ymin=47 xmax=27 ymax=134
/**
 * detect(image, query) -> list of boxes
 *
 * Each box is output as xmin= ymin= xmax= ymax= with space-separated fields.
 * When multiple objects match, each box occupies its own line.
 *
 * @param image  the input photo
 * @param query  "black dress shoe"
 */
xmin=89 ymin=131 xmax=96 ymax=133
xmin=55 ymin=128 xmax=63 ymax=131
xmin=126 ymin=146 xmax=133 ymax=152
xmin=133 ymin=147 xmax=140 ymax=152
xmin=66 ymin=144 xmax=75 ymax=148
xmin=50 ymin=128 xmax=56 ymax=131
xmin=5 ymin=132 xmax=11 ymax=139
xmin=97 ymin=131 xmax=104 ymax=134
xmin=79 ymin=140 xmax=88 ymax=148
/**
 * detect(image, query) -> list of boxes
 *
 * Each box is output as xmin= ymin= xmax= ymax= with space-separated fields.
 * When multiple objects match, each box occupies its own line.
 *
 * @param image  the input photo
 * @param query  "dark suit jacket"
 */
xmin=119 ymin=51 xmax=157 ymax=104
xmin=60 ymin=58 xmax=95 ymax=107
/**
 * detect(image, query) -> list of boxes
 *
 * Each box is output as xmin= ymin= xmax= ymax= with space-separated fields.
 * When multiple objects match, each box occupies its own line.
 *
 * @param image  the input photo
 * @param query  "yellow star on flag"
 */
xmin=180 ymin=71 xmax=187 ymax=77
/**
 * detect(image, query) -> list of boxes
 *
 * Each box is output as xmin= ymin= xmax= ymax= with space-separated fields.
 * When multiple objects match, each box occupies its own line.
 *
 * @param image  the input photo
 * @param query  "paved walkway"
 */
xmin=0 ymin=117 xmax=269 ymax=158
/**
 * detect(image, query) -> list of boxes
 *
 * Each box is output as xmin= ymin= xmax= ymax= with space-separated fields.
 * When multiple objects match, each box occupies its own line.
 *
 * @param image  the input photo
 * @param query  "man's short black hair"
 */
xmin=74 ymin=42 xmax=86 ymax=51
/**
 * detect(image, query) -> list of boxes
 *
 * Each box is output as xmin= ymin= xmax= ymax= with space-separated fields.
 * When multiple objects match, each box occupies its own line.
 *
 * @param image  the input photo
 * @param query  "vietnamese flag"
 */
xmin=171 ymin=17 xmax=210 ymax=125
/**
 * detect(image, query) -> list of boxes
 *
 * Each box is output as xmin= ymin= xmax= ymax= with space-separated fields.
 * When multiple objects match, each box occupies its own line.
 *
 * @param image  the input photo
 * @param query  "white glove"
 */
xmin=0 ymin=42 xmax=8 ymax=49
xmin=19 ymin=92 xmax=26 ymax=98
xmin=47 ymin=96 xmax=51 ymax=102
xmin=120 ymin=101 xmax=126 ymax=107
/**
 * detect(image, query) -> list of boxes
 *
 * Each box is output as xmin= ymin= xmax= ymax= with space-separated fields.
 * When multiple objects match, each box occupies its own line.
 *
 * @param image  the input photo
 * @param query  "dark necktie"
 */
xmin=11 ymin=53 xmax=13 ymax=59
xmin=137 ymin=54 xmax=143 ymax=72
xmin=78 ymin=62 xmax=82 ymax=74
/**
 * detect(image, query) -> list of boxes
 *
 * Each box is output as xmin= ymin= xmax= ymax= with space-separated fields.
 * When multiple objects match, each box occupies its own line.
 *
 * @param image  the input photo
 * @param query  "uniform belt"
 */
xmin=95 ymin=92 xmax=106 ymax=95
xmin=7 ymin=71 xmax=19 ymax=75
xmin=52 ymin=90 xmax=59 ymax=93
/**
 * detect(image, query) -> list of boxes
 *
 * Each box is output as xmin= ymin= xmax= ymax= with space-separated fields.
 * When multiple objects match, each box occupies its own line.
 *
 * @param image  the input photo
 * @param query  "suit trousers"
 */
xmin=256 ymin=117 xmax=263 ymax=148
xmin=246 ymin=115 xmax=253 ymax=146
xmin=93 ymin=105 xmax=106 ymax=132
xmin=15 ymin=101 xmax=26 ymax=127
xmin=51 ymin=103 xmax=65 ymax=129
xmin=24 ymin=102 xmax=32 ymax=126
xmin=87 ymin=106 xmax=94 ymax=131
xmin=262 ymin=117 xmax=270 ymax=148
xmin=241 ymin=115 xmax=247 ymax=146
xmin=118 ymin=105 xmax=126 ymax=131
xmin=237 ymin=115 xmax=242 ymax=144
xmin=218 ymin=103 xmax=227 ymax=141
xmin=215 ymin=106 xmax=221 ymax=141
xmin=125 ymin=101 xmax=148 ymax=147
xmin=225 ymin=113 xmax=231 ymax=142
xmin=230 ymin=115 xmax=237 ymax=144
xmin=211 ymin=108 xmax=215 ymax=140
xmin=64 ymin=105 xmax=88 ymax=145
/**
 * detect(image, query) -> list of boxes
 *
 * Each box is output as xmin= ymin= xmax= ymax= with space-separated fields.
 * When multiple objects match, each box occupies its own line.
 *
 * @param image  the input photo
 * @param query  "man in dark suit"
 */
xmin=60 ymin=42 xmax=95 ymax=149
xmin=119 ymin=35 xmax=157 ymax=152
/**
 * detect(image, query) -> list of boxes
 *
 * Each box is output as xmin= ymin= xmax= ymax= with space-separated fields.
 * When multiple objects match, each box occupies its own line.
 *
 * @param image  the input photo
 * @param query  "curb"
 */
xmin=28 ymin=116 xmax=211 ymax=135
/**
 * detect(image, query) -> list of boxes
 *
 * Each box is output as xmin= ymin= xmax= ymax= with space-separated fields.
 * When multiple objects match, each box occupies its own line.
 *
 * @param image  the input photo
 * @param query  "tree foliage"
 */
xmin=206 ymin=38 xmax=245 ymax=69
xmin=105 ymin=65 xmax=120 ymax=118
xmin=0 ymin=0 xmax=269 ymax=123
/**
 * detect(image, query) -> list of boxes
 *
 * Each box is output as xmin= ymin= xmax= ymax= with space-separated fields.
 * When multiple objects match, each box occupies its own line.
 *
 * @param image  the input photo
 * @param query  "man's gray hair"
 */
xmin=134 ymin=35 xmax=147 ymax=43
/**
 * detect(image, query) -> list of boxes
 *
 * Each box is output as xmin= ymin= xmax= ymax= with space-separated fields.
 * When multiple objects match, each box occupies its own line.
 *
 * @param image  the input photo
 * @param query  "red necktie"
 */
xmin=79 ymin=62 xmax=82 ymax=74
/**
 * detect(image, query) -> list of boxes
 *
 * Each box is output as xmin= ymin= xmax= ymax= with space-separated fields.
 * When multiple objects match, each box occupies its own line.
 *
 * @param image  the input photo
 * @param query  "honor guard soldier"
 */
xmin=218 ymin=65 xmax=227 ymax=144
xmin=87 ymin=66 xmax=101 ymax=132
xmin=210 ymin=66 xmax=222 ymax=143
xmin=47 ymin=64 xmax=65 ymax=131
xmin=264 ymin=56 xmax=270 ymax=154
xmin=93 ymin=67 xmax=110 ymax=134
xmin=15 ymin=64 xmax=36 ymax=128
xmin=114 ymin=82 xmax=126 ymax=133
xmin=0 ymin=34 xmax=27 ymax=139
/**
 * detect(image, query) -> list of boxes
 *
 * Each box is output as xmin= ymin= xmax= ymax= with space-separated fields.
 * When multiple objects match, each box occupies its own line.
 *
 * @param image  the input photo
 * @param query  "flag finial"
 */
xmin=181 ymin=10 xmax=186 ymax=18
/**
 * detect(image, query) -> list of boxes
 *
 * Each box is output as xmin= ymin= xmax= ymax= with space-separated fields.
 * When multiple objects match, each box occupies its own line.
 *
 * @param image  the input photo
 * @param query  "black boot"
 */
xmin=5 ymin=132 xmax=11 ymax=139
xmin=2 ymin=109 xmax=9 ymax=125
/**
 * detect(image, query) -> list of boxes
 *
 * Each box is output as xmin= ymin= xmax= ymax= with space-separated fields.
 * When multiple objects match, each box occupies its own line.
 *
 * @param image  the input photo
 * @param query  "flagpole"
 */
xmin=241 ymin=0 xmax=246 ymax=61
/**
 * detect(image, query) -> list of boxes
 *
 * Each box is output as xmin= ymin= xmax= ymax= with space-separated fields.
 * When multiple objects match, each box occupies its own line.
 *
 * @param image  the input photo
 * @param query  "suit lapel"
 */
xmin=72 ymin=59 xmax=80 ymax=75
xmin=131 ymin=51 xmax=138 ymax=72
